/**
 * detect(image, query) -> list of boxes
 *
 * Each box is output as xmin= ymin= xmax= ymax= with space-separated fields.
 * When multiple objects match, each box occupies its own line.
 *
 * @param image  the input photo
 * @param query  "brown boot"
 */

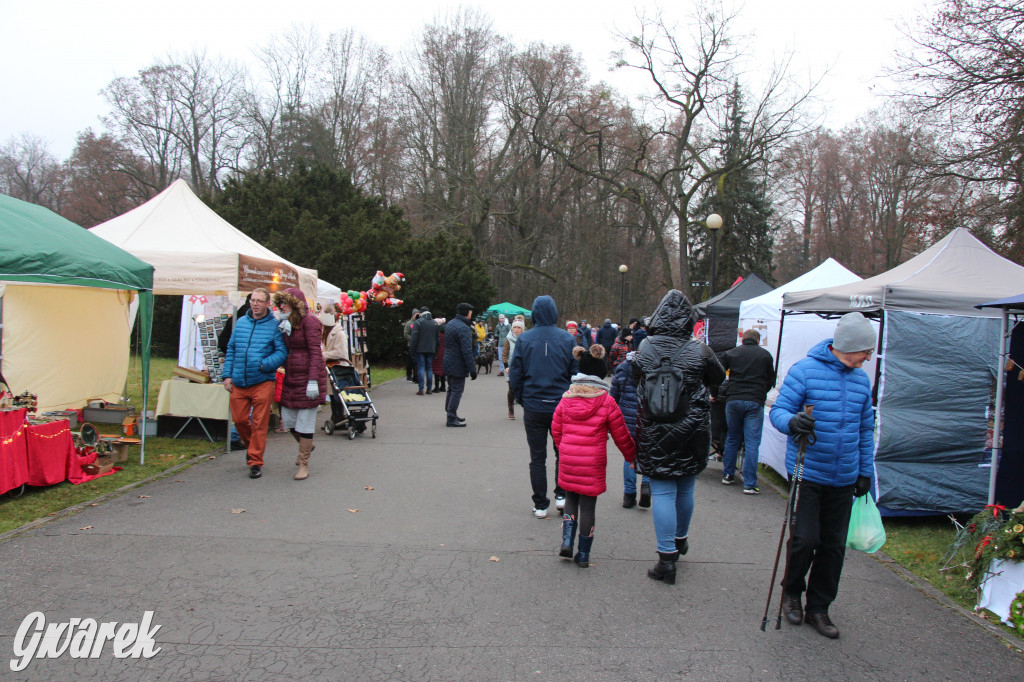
xmin=508 ymin=407 xmax=515 ymax=420
xmin=295 ymin=438 xmax=313 ymax=480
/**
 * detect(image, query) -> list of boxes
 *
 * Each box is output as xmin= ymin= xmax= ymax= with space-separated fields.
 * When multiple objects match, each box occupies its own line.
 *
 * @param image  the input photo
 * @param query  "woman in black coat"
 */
xmin=632 ymin=290 xmax=724 ymax=584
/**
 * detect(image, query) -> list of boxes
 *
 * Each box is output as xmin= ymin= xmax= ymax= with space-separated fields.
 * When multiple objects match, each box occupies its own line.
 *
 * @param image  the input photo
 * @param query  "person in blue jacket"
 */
xmin=509 ymin=295 xmax=578 ymax=518
xmin=610 ymin=350 xmax=650 ymax=509
xmin=222 ymin=288 xmax=288 ymax=479
xmin=769 ymin=312 xmax=877 ymax=639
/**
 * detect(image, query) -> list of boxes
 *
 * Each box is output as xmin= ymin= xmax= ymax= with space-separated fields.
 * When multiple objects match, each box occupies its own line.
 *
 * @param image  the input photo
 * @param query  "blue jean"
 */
xmin=623 ymin=460 xmax=650 ymax=494
xmin=497 ymin=345 xmax=505 ymax=374
xmin=649 ymin=476 xmax=696 ymax=553
xmin=416 ymin=353 xmax=434 ymax=391
xmin=723 ymin=400 xmax=764 ymax=487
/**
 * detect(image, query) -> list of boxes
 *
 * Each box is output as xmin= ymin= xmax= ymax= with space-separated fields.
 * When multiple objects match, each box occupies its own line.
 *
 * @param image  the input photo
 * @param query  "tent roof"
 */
xmin=976 ymin=293 xmax=1024 ymax=310
xmin=694 ymin=274 xmax=772 ymax=318
xmin=90 ymin=179 xmax=317 ymax=297
xmin=783 ymin=228 xmax=1024 ymax=317
xmin=481 ymin=302 xmax=532 ymax=319
xmin=739 ymin=258 xmax=861 ymax=323
xmin=0 ymin=193 xmax=153 ymax=290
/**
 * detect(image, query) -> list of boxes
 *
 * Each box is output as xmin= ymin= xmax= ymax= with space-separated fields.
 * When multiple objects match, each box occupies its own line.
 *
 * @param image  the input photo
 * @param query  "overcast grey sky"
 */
xmin=1 ymin=0 xmax=932 ymax=158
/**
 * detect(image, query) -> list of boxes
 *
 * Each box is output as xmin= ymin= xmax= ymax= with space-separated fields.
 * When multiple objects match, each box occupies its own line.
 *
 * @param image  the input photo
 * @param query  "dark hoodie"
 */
xmin=509 ymin=295 xmax=578 ymax=413
xmin=632 ymin=290 xmax=725 ymax=478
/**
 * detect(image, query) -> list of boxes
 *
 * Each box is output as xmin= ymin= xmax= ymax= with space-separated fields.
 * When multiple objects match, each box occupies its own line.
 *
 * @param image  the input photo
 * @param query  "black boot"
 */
xmin=675 ymin=536 xmax=689 ymax=555
xmin=647 ymin=551 xmax=679 ymax=584
xmin=622 ymin=493 xmax=637 ymax=508
xmin=639 ymin=480 xmax=651 ymax=508
xmin=574 ymin=534 xmax=593 ymax=567
xmin=559 ymin=515 xmax=577 ymax=558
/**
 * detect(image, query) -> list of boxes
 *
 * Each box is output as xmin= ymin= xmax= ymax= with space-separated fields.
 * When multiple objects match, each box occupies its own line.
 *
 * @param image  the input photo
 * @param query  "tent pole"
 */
xmin=871 ymin=312 xmax=885 ymax=406
xmin=987 ymin=310 xmax=1009 ymax=505
xmin=227 ymin=302 xmax=237 ymax=457
xmin=774 ymin=309 xmax=786 ymax=381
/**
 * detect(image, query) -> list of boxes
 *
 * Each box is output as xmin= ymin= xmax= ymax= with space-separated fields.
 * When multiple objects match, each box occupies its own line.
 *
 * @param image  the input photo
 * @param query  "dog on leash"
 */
xmin=475 ymin=347 xmax=495 ymax=374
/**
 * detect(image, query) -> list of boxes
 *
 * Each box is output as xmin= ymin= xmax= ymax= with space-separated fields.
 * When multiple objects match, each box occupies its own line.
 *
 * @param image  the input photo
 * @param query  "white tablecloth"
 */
xmin=977 ymin=558 xmax=1024 ymax=626
xmin=155 ymin=380 xmax=229 ymax=419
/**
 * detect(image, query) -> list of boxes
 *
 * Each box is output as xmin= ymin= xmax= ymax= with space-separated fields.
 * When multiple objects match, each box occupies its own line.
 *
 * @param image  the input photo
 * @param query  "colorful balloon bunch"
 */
xmin=369 ymin=271 xmax=405 ymax=308
xmin=338 ymin=290 xmax=368 ymax=316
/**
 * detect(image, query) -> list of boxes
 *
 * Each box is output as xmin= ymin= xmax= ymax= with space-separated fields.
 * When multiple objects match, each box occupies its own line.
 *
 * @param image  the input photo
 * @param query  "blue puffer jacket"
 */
xmin=509 ymin=295 xmax=578 ymax=414
xmin=769 ymin=338 xmax=875 ymax=487
xmin=222 ymin=310 xmax=288 ymax=387
xmin=610 ymin=357 xmax=639 ymax=438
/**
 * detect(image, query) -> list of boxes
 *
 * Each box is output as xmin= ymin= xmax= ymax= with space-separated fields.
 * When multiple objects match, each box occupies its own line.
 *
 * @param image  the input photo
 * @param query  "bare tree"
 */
xmin=0 ymin=134 xmax=65 ymax=209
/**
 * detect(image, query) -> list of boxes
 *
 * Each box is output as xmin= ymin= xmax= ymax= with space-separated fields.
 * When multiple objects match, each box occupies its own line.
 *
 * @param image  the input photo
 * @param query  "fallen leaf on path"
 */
xmin=364 ymin=486 xmax=374 ymax=490
xmin=208 ymin=456 xmax=217 ymax=460
xmin=347 ymin=509 xmax=360 ymax=513
xmin=90 ymin=503 xmax=99 ymax=507
xmin=80 ymin=526 xmax=93 ymax=530
xmin=231 ymin=508 xmax=245 ymax=514
xmin=489 ymin=556 xmax=500 ymax=562
xmin=138 ymin=495 xmax=151 ymax=498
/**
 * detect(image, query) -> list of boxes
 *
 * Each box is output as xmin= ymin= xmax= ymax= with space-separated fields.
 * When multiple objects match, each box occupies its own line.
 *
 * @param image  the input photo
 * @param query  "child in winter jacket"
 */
xmin=611 ymin=350 xmax=651 ymax=509
xmin=552 ymin=344 xmax=636 ymax=567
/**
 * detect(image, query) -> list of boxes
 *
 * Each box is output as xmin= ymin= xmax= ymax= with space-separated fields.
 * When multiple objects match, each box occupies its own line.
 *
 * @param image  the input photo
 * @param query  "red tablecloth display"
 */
xmin=25 ymin=419 xmax=75 ymax=486
xmin=0 ymin=408 xmax=29 ymax=495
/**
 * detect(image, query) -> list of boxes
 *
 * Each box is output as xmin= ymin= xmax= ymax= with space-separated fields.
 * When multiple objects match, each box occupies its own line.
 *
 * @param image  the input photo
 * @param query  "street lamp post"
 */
xmin=618 ymin=264 xmax=628 ymax=324
xmin=706 ymin=213 xmax=723 ymax=296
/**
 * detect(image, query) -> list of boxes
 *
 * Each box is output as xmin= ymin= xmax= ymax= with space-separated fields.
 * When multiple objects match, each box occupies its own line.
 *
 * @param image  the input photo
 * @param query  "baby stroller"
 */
xmin=324 ymin=364 xmax=378 ymax=439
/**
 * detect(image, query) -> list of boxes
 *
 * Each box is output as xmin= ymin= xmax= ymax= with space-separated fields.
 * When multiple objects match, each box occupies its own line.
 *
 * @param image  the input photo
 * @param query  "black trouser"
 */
xmin=782 ymin=480 xmax=855 ymax=614
xmin=523 ymin=409 xmax=564 ymax=509
xmin=435 ymin=373 xmax=446 ymax=391
xmin=405 ymin=350 xmax=415 ymax=380
xmin=445 ymin=375 xmax=466 ymax=423
xmin=564 ymin=492 xmax=596 ymax=537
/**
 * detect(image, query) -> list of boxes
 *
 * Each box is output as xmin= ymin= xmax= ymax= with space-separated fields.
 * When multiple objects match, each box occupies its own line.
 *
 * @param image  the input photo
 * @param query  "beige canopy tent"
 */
xmin=90 ymin=179 xmax=317 ymax=299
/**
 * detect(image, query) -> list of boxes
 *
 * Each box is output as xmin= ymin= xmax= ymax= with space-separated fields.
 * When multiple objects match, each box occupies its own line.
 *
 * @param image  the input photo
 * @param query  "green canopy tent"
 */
xmin=0 ymin=194 xmax=155 ymax=462
xmin=480 ymin=302 xmax=532 ymax=321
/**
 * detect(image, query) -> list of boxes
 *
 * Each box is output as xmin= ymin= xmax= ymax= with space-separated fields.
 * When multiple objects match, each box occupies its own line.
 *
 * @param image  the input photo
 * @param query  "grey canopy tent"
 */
xmin=782 ymin=228 xmax=1024 ymax=514
xmin=694 ymin=274 xmax=772 ymax=352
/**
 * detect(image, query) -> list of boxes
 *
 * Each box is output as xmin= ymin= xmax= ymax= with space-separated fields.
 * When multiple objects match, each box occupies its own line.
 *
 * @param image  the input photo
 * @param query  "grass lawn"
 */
xmin=1 ymin=357 xmax=406 ymax=536
xmin=758 ymin=465 xmax=1022 ymax=642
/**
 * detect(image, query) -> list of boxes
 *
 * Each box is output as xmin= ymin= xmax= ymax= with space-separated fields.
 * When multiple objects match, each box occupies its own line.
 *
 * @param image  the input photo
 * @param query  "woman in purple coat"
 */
xmin=272 ymin=288 xmax=328 ymax=480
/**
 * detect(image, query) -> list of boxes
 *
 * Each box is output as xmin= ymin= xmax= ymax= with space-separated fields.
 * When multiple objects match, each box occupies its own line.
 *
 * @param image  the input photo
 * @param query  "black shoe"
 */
xmin=456 ymin=416 xmax=466 ymax=423
xmin=782 ymin=593 xmax=803 ymax=626
xmin=639 ymin=481 xmax=651 ymax=508
xmin=446 ymin=421 xmax=466 ymax=427
xmin=721 ymin=474 xmax=735 ymax=485
xmin=805 ymin=611 xmax=839 ymax=639
xmin=622 ymin=493 xmax=637 ymax=508
xmin=647 ymin=551 xmax=678 ymax=584
xmin=249 ymin=465 xmax=262 ymax=479
xmin=675 ymin=536 xmax=689 ymax=555
xmin=231 ymin=441 xmax=247 ymax=451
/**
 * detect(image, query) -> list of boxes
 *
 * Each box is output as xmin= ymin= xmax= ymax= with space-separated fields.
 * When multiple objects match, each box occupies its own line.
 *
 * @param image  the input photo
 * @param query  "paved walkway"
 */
xmin=1 ymin=372 xmax=1021 ymax=680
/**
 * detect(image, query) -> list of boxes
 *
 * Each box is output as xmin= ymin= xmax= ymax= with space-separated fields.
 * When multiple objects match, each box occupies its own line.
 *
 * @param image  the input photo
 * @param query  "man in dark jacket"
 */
xmin=633 ymin=290 xmax=725 ymax=584
xmin=575 ymin=319 xmax=592 ymax=349
xmin=720 ymin=328 xmax=776 ymax=493
xmin=409 ymin=309 xmax=440 ymax=395
xmin=629 ymin=317 xmax=647 ymax=349
xmin=595 ymin=318 xmax=617 ymax=354
xmin=442 ymin=303 xmax=477 ymax=426
xmin=509 ymin=295 xmax=578 ymax=518
xmin=403 ymin=308 xmax=421 ymax=381
xmin=222 ymin=288 xmax=288 ymax=478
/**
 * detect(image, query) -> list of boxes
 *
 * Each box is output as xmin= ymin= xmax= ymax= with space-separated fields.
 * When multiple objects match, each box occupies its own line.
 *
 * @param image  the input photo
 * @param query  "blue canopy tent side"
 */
xmin=976 ymin=294 xmax=1024 ymax=507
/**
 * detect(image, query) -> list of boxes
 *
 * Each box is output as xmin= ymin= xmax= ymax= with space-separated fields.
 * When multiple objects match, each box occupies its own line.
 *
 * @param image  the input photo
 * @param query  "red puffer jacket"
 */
xmin=280 ymin=313 xmax=328 ymax=409
xmin=552 ymin=384 xmax=636 ymax=496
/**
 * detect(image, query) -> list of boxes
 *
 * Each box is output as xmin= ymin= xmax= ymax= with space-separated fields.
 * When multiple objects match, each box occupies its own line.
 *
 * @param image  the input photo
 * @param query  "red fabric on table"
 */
xmin=25 ymin=419 xmax=74 ymax=486
xmin=67 ymin=448 xmax=97 ymax=484
xmin=0 ymin=408 xmax=29 ymax=495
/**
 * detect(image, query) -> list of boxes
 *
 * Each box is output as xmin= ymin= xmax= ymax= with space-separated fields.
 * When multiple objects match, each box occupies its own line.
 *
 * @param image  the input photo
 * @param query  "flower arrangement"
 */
xmin=962 ymin=505 xmax=1024 ymax=591
xmin=1011 ymin=592 xmax=1024 ymax=634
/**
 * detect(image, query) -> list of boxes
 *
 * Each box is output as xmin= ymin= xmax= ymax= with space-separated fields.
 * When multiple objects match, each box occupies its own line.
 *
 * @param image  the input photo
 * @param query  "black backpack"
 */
xmin=643 ymin=342 xmax=691 ymax=422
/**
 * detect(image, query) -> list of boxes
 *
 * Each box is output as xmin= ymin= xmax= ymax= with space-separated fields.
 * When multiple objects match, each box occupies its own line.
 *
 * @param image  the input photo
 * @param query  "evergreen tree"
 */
xmin=692 ymin=83 xmax=776 ymax=296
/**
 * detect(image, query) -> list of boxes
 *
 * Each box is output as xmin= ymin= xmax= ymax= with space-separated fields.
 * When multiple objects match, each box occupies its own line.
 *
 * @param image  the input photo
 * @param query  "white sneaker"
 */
xmin=554 ymin=496 xmax=566 ymax=511
xmin=533 ymin=507 xmax=548 ymax=519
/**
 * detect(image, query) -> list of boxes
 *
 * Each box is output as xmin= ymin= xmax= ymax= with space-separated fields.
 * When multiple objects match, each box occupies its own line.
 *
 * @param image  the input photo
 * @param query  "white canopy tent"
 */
xmin=90 ymin=179 xmax=318 ymax=300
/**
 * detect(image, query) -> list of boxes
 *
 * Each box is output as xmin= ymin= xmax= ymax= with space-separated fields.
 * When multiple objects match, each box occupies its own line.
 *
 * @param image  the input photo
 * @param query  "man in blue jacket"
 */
xmin=222 ymin=288 xmax=288 ymax=479
xmin=442 ymin=302 xmax=477 ymax=427
xmin=769 ymin=312 xmax=876 ymax=639
xmin=509 ymin=295 xmax=578 ymax=518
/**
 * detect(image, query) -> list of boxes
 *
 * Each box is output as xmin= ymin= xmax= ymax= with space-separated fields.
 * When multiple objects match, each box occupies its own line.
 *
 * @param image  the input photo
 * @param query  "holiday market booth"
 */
xmin=773 ymin=228 xmax=1024 ymax=515
xmin=694 ymin=274 xmax=772 ymax=352
xmin=479 ymin=302 xmax=532 ymax=322
xmin=0 ymin=194 xmax=154 ymax=493
xmin=91 ymin=180 xmax=319 ymax=446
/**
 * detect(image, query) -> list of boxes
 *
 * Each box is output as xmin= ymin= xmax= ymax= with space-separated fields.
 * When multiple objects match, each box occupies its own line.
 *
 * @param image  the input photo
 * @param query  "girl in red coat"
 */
xmin=552 ymin=344 xmax=636 ymax=567
xmin=272 ymin=288 xmax=328 ymax=480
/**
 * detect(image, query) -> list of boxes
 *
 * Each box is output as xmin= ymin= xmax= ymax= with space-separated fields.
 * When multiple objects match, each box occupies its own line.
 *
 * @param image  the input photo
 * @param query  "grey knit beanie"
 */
xmin=832 ymin=312 xmax=876 ymax=352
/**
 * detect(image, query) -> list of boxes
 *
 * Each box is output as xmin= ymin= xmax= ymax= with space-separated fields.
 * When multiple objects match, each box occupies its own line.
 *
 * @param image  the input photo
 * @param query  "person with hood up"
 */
xmin=552 ymin=344 xmax=636 ymax=567
xmin=768 ymin=312 xmax=876 ymax=639
xmin=632 ymin=290 xmax=725 ymax=585
xmin=509 ymin=295 xmax=578 ymax=518
xmin=495 ymin=314 xmax=512 ymax=376
xmin=595 ymin=318 xmax=617 ymax=354
xmin=442 ymin=303 xmax=477 ymax=426
xmin=409 ymin=308 xmax=440 ymax=395
xmin=272 ymin=288 xmax=328 ymax=481
xmin=503 ymin=319 xmax=526 ymax=420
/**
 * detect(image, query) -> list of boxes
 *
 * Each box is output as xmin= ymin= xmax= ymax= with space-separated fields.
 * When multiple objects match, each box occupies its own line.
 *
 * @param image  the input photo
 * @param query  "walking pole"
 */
xmin=760 ymin=405 xmax=814 ymax=631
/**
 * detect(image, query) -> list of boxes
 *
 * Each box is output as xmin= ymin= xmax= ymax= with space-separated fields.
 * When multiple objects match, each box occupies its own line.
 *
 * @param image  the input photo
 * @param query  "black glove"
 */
xmin=854 ymin=476 xmax=871 ymax=497
xmin=470 ymin=372 xmax=478 ymax=381
xmin=789 ymin=411 xmax=815 ymax=435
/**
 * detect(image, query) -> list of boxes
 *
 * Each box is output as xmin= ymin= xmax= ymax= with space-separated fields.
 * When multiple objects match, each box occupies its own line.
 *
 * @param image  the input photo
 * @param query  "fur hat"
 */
xmin=832 ymin=312 xmax=876 ymax=353
xmin=272 ymin=287 xmax=307 ymax=312
xmin=457 ymin=302 xmax=474 ymax=316
xmin=573 ymin=344 xmax=608 ymax=379
xmin=512 ymin=319 xmax=526 ymax=331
